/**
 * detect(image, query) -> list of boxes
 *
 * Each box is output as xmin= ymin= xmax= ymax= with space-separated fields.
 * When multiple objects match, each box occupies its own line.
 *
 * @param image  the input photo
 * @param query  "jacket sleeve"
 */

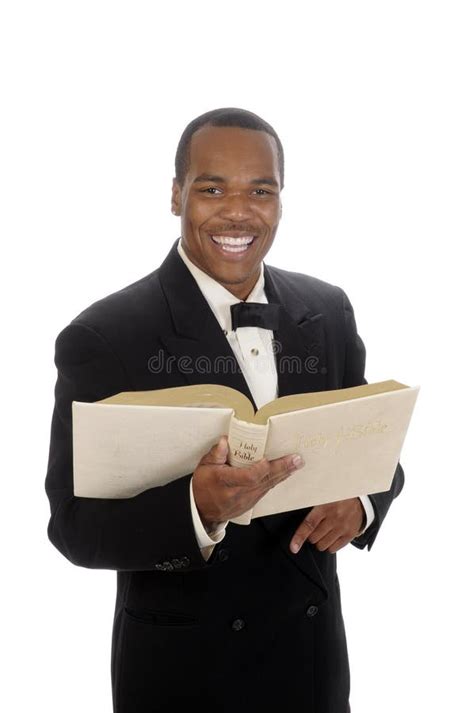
xmin=339 ymin=289 xmax=405 ymax=551
xmin=45 ymin=321 xmax=210 ymax=572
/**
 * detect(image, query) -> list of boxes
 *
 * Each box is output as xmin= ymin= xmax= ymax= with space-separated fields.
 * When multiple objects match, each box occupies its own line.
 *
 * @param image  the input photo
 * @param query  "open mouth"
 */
xmin=209 ymin=234 xmax=256 ymax=253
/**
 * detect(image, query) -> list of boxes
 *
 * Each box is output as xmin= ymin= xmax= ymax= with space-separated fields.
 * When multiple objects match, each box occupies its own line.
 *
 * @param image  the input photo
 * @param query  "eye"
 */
xmin=200 ymin=187 xmax=222 ymax=195
xmin=253 ymin=189 xmax=270 ymax=195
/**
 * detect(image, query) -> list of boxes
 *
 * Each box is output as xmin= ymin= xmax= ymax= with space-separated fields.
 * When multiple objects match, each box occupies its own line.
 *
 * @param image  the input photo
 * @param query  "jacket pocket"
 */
xmin=124 ymin=606 xmax=198 ymax=627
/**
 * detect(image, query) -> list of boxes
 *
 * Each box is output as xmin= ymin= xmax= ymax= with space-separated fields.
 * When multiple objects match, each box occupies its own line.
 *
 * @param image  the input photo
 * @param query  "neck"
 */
xmin=223 ymin=278 xmax=258 ymax=301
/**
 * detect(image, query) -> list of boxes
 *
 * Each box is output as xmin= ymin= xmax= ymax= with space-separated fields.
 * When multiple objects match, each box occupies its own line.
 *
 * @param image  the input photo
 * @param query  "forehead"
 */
xmin=187 ymin=125 xmax=279 ymax=182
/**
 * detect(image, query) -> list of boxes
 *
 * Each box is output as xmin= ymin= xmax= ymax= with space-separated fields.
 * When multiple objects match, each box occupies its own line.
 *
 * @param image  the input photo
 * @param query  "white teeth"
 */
xmin=211 ymin=235 xmax=255 ymax=246
xmin=221 ymin=244 xmax=249 ymax=252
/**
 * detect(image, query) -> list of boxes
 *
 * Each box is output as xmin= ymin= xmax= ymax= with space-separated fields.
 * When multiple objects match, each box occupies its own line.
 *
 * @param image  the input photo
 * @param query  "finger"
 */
xmin=314 ymin=529 xmax=346 ymax=552
xmin=264 ymin=453 xmax=308 ymax=491
xmin=231 ymin=453 xmax=304 ymax=490
xmin=290 ymin=507 xmax=325 ymax=553
xmin=312 ymin=501 xmax=363 ymax=550
xmin=220 ymin=457 xmax=270 ymax=488
xmin=220 ymin=455 xmax=305 ymax=518
xmin=307 ymin=520 xmax=333 ymax=545
xmin=327 ymin=535 xmax=352 ymax=554
xmin=200 ymin=436 xmax=229 ymax=466
xmin=269 ymin=453 xmax=305 ymax=477
xmin=260 ymin=453 xmax=305 ymax=489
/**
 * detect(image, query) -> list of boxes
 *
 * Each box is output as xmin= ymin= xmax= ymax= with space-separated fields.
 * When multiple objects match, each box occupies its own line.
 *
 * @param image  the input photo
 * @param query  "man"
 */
xmin=45 ymin=107 xmax=404 ymax=713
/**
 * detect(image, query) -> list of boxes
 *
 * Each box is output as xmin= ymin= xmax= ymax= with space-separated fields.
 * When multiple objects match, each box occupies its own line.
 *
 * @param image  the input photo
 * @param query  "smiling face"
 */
xmin=171 ymin=125 xmax=282 ymax=300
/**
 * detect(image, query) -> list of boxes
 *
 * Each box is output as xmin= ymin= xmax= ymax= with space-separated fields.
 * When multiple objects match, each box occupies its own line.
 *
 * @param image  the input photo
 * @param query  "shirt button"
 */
xmin=250 ymin=348 xmax=259 ymax=356
xmin=306 ymin=605 xmax=319 ymax=618
xmin=231 ymin=618 xmax=245 ymax=632
xmin=218 ymin=548 xmax=230 ymax=562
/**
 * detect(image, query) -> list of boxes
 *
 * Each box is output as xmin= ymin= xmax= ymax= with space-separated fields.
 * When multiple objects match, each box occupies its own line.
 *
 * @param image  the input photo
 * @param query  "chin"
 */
xmin=212 ymin=267 xmax=246 ymax=283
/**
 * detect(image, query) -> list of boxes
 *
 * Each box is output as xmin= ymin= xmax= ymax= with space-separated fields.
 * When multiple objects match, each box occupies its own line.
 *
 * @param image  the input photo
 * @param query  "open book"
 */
xmin=72 ymin=380 xmax=419 ymax=525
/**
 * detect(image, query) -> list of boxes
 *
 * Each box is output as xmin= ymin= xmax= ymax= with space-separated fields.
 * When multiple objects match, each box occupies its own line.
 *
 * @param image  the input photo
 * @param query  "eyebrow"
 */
xmin=193 ymin=174 xmax=225 ymax=184
xmin=192 ymin=173 xmax=279 ymax=188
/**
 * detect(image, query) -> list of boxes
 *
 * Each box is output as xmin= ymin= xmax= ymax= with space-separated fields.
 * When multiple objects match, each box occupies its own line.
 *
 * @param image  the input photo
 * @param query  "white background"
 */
xmin=1 ymin=1 xmax=473 ymax=710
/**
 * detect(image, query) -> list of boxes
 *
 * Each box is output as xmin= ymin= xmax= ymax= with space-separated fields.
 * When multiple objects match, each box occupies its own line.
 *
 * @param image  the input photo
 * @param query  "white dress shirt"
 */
xmin=176 ymin=238 xmax=374 ymax=560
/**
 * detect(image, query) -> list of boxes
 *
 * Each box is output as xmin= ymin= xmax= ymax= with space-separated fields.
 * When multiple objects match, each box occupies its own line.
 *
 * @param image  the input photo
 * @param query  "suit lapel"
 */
xmin=263 ymin=263 xmax=328 ymax=398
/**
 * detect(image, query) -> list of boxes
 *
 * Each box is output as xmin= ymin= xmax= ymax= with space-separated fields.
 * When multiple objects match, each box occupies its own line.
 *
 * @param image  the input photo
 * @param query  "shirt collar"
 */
xmin=177 ymin=237 xmax=268 ymax=332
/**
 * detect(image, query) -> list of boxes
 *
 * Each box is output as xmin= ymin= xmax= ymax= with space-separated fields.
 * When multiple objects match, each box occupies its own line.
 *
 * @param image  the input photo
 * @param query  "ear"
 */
xmin=171 ymin=177 xmax=182 ymax=216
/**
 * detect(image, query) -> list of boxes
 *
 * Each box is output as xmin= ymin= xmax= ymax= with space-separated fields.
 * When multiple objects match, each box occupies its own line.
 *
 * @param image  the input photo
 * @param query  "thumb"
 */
xmin=214 ymin=435 xmax=229 ymax=464
xmin=202 ymin=435 xmax=229 ymax=466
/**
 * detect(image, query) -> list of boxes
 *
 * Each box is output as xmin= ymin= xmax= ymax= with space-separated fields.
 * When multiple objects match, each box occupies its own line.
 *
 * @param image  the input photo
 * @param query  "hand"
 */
xmin=192 ymin=435 xmax=305 ymax=531
xmin=289 ymin=498 xmax=365 ymax=555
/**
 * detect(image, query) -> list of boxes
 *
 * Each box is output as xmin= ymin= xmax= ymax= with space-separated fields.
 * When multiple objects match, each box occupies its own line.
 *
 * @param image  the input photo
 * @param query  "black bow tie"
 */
xmin=230 ymin=302 xmax=281 ymax=331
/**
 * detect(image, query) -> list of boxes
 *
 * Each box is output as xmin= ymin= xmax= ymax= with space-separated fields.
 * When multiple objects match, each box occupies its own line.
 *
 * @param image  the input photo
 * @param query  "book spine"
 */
xmin=227 ymin=417 xmax=269 ymax=467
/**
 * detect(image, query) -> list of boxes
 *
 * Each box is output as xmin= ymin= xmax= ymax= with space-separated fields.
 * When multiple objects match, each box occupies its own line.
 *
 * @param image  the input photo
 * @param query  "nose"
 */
xmin=218 ymin=192 xmax=253 ymax=221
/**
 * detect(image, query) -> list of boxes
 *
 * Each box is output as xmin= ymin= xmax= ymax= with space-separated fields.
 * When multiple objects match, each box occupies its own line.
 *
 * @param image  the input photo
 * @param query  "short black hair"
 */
xmin=174 ymin=107 xmax=284 ymax=189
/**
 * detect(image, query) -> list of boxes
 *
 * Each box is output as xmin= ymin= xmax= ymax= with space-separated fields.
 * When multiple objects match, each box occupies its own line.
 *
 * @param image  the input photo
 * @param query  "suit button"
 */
xmin=306 ymin=605 xmax=319 ymax=618
xmin=218 ymin=548 xmax=229 ymax=562
xmin=180 ymin=557 xmax=190 ymax=568
xmin=231 ymin=618 xmax=245 ymax=632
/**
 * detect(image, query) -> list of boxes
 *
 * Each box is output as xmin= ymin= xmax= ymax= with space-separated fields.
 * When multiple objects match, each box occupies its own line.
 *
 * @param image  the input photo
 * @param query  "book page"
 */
xmin=97 ymin=383 xmax=255 ymax=422
xmin=254 ymin=379 xmax=409 ymax=425
xmin=251 ymin=386 xmax=419 ymax=517
xmin=73 ymin=403 xmax=235 ymax=498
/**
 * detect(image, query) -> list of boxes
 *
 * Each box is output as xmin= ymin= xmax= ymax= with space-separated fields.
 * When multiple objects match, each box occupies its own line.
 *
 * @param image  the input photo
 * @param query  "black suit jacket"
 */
xmin=45 ymin=239 xmax=404 ymax=713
